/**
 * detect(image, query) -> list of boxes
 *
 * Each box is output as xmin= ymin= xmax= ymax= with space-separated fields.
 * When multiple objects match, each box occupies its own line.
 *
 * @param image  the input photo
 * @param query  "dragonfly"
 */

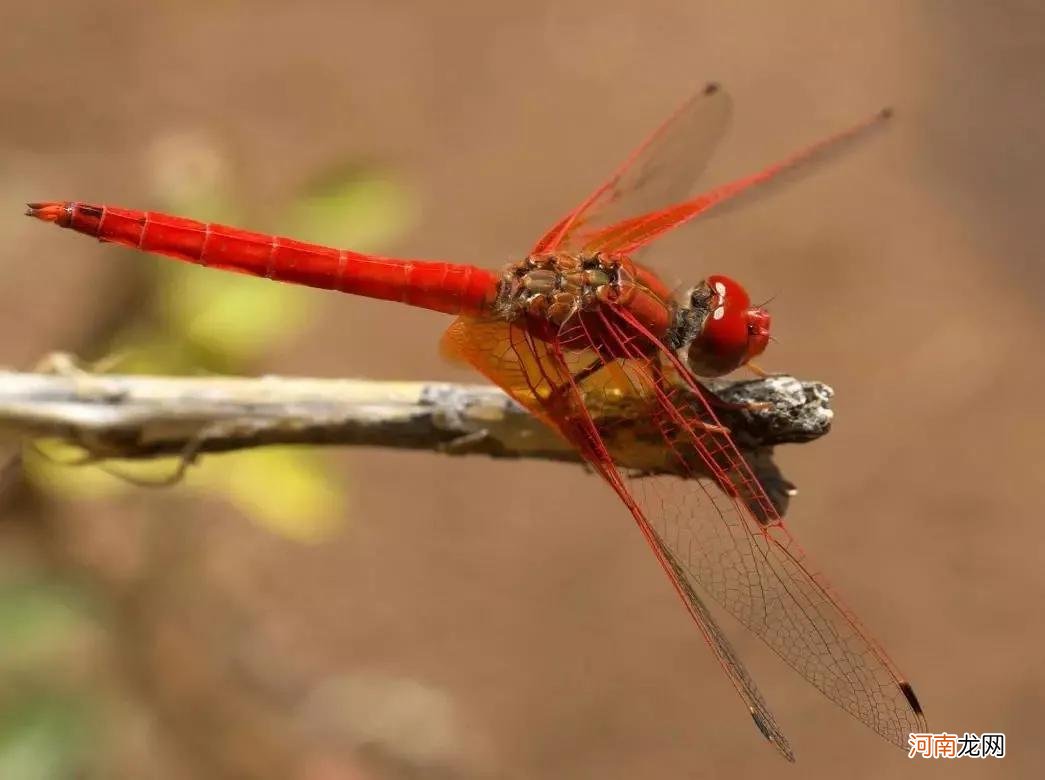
xmin=27 ymin=83 xmax=924 ymax=761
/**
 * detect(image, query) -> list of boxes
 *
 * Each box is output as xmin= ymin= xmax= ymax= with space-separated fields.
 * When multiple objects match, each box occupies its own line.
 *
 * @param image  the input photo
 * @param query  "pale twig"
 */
xmin=0 ymin=355 xmax=833 ymax=512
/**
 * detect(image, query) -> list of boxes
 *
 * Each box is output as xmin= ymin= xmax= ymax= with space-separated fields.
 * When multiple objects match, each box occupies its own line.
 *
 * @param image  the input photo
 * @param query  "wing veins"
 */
xmin=599 ymin=305 xmax=925 ymax=744
xmin=557 ymin=311 xmax=794 ymax=759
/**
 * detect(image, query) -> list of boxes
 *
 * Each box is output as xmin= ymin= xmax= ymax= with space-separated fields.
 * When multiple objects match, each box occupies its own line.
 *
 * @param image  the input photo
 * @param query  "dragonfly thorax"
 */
xmin=494 ymin=252 xmax=638 ymax=327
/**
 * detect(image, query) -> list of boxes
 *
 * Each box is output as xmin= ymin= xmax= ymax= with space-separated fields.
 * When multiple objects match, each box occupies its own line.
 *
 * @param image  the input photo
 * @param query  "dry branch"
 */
xmin=0 ymin=356 xmax=833 ymax=513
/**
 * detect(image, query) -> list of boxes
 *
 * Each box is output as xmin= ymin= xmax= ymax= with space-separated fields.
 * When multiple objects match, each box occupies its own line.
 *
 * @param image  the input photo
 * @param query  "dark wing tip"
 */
xmin=899 ymin=681 xmax=923 ymax=716
xmin=703 ymin=81 xmax=721 ymax=96
xmin=749 ymin=708 xmax=795 ymax=762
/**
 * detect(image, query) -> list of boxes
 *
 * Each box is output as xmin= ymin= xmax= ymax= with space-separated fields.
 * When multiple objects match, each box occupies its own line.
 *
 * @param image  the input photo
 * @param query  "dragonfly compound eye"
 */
xmin=685 ymin=274 xmax=770 ymax=377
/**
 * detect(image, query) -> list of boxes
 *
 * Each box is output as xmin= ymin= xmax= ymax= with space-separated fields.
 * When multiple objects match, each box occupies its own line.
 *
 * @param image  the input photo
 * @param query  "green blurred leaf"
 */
xmin=157 ymin=263 xmax=312 ymax=364
xmin=0 ymin=583 xmax=92 ymax=666
xmin=0 ymin=691 xmax=90 ymax=780
xmin=280 ymin=165 xmax=416 ymax=252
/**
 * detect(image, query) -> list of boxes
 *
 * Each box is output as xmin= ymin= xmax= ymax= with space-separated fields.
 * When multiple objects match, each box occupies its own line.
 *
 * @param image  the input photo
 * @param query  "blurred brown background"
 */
xmin=1 ymin=1 xmax=1042 ymax=778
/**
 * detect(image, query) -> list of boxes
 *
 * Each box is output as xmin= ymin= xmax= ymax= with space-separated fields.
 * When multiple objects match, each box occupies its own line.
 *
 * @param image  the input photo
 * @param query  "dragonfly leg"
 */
xmin=646 ymin=362 xmax=732 ymax=435
xmin=690 ymin=417 xmax=730 ymax=434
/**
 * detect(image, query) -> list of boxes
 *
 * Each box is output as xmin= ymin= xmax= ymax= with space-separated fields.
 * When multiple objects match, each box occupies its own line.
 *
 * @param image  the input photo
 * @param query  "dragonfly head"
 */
xmin=683 ymin=274 xmax=771 ymax=377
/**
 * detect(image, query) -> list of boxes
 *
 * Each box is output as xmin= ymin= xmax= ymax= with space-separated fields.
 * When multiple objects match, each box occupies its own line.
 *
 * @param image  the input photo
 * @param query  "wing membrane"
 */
xmin=444 ymin=313 xmax=795 ymax=759
xmin=581 ymin=108 xmax=893 ymax=255
xmin=443 ymin=309 xmax=926 ymax=755
xmin=531 ymin=83 xmax=731 ymax=254
xmin=575 ymin=305 xmax=925 ymax=746
xmin=531 ymin=85 xmax=891 ymax=260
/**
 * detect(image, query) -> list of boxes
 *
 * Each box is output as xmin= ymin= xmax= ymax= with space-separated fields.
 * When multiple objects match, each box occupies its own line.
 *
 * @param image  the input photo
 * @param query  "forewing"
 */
xmin=581 ymin=108 xmax=893 ymax=255
xmin=531 ymin=84 xmax=731 ymax=254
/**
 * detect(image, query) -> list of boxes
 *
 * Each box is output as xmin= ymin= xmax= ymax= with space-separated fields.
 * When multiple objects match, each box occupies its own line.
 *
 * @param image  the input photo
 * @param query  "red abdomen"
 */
xmin=29 ymin=201 xmax=498 ymax=317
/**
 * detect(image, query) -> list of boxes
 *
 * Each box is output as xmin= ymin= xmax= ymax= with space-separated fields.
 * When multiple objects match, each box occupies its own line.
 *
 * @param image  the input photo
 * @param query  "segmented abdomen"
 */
xmin=32 ymin=202 xmax=498 ymax=316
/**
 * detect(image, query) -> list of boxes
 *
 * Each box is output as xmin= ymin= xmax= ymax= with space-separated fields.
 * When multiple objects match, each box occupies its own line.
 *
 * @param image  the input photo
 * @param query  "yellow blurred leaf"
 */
xmin=188 ymin=448 xmax=346 ymax=542
xmin=22 ymin=441 xmax=131 ymax=499
xmin=26 ymin=443 xmax=345 ymax=543
xmin=105 ymin=327 xmax=211 ymax=375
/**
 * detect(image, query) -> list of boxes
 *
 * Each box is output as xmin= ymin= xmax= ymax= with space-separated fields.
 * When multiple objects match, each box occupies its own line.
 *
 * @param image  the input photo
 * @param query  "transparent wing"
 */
xmin=442 ymin=314 xmax=793 ymax=760
xmin=531 ymin=83 xmax=732 ymax=254
xmin=572 ymin=304 xmax=926 ymax=746
xmin=581 ymin=108 xmax=893 ymax=255
xmin=442 ymin=308 xmax=926 ymax=755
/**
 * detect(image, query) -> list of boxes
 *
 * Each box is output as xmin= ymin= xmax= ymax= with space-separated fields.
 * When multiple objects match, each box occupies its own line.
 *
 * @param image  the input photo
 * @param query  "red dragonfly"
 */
xmin=28 ymin=83 xmax=924 ymax=760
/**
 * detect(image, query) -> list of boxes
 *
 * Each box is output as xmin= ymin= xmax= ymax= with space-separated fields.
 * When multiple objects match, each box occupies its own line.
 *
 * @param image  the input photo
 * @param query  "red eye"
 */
xmin=685 ymin=275 xmax=771 ymax=377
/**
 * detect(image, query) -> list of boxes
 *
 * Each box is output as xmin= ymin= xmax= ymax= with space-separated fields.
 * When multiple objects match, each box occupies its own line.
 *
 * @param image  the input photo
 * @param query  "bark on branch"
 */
xmin=0 ymin=355 xmax=833 ymax=513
